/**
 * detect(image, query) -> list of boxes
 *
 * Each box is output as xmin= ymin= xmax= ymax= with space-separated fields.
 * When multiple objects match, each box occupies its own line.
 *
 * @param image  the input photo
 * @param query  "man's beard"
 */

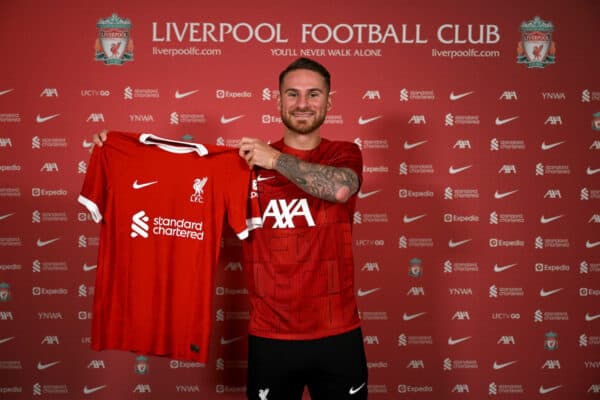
xmin=281 ymin=109 xmax=326 ymax=134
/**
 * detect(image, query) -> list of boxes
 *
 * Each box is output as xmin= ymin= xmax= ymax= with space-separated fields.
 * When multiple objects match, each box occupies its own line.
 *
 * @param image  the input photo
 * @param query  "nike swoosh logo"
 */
xmin=220 ymin=115 xmax=245 ymax=124
xmin=449 ymin=165 xmax=472 ymax=174
xmin=349 ymin=382 xmax=366 ymax=395
xmin=37 ymin=360 xmax=61 ymax=370
xmin=587 ymin=167 xmax=600 ymax=175
xmin=132 ymin=180 xmax=158 ymax=189
xmin=357 ymin=288 xmax=381 ymax=297
xmin=83 ymin=385 xmax=107 ymax=395
xmin=403 ymin=214 xmax=426 ymax=223
xmin=83 ymin=264 xmax=97 ymax=272
xmin=493 ymin=360 xmax=518 ymax=370
xmin=36 ymin=113 xmax=61 ymax=123
xmin=495 ymin=116 xmax=519 ymax=126
xmin=0 ymin=89 xmax=14 ymax=96
xmin=37 ymin=238 xmax=60 ymax=247
xmin=220 ymin=336 xmax=243 ymax=345
xmin=357 ymin=190 xmax=381 ymax=199
xmin=448 ymin=239 xmax=471 ymax=248
xmin=540 ymin=215 xmax=564 ymax=224
xmin=494 ymin=263 xmax=518 ymax=272
xmin=175 ymin=89 xmax=199 ymax=99
xmin=494 ymin=189 xmax=519 ymax=199
xmin=403 ymin=140 xmax=428 ymax=150
xmin=403 ymin=312 xmax=426 ymax=321
xmin=82 ymin=140 xmax=94 ymax=148
xmin=358 ymin=115 xmax=382 ymax=125
xmin=541 ymin=141 xmax=565 ymax=150
xmin=540 ymin=288 xmax=563 ymax=297
xmin=448 ymin=336 xmax=471 ymax=345
xmin=585 ymin=313 xmax=600 ymax=321
xmin=0 ymin=337 xmax=15 ymax=344
xmin=539 ymin=385 xmax=562 ymax=394
xmin=587 ymin=241 xmax=600 ymax=249
xmin=256 ymin=175 xmax=275 ymax=182
xmin=0 ymin=213 xmax=15 ymax=221
xmin=449 ymin=91 xmax=474 ymax=101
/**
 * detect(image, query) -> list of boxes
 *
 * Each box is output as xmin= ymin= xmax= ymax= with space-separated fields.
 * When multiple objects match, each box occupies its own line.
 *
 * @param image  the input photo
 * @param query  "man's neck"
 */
xmin=283 ymin=130 xmax=322 ymax=150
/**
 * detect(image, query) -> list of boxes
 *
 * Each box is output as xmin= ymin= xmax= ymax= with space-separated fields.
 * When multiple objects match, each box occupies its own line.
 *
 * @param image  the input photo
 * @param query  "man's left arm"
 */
xmin=239 ymin=138 xmax=359 ymax=203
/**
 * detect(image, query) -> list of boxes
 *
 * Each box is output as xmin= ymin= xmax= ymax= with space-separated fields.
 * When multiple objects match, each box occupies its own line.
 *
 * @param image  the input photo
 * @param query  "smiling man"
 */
xmin=238 ymin=57 xmax=367 ymax=400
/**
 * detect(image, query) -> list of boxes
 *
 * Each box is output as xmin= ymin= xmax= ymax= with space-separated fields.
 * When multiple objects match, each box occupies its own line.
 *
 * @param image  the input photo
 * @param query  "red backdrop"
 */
xmin=1 ymin=0 xmax=599 ymax=398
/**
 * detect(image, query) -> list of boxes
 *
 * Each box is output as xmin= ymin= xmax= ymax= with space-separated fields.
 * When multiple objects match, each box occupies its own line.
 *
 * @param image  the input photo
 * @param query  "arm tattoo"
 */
xmin=275 ymin=153 xmax=359 ymax=203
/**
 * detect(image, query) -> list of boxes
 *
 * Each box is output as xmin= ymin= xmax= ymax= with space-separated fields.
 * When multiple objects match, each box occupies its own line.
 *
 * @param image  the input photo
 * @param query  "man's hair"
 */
xmin=278 ymin=57 xmax=331 ymax=93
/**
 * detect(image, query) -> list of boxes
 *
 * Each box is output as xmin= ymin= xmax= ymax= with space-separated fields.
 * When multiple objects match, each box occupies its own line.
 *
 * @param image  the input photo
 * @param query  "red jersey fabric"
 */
xmin=242 ymin=138 xmax=363 ymax=340
xmin=78 ymin=131 xmax=258 ymax=362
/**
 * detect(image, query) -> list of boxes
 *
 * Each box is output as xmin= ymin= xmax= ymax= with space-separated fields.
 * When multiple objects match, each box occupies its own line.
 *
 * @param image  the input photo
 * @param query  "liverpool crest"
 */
xmin=95 ymin=13 xmax=134 ymax=65
xmin=544 ymin=331 xmax=558 ymax=351
xmin=0 ymin=282 xmax=10 ymax=302
xmin=517 ymin=16 xmax=556 ymax=68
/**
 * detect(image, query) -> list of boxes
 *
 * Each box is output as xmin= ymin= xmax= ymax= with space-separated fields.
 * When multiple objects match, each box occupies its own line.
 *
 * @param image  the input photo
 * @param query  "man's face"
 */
xmin=278 ymin=69 xmax=331 ymax=135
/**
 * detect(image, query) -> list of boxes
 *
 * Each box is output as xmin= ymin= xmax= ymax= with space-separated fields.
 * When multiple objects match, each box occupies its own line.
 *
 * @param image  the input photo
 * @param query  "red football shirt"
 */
xmin=242 ymin=138 xmax=363 ymax=340
xmin=78 ymin=131 xmax=258 ymax=362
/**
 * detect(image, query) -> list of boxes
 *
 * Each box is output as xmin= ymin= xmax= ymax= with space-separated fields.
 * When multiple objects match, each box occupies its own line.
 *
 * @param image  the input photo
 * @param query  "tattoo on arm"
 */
xmin=275 ymin=153 xmax=359 ymax=203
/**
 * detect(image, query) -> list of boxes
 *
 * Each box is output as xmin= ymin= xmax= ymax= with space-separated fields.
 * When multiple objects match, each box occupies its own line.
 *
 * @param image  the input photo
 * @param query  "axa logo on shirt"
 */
xmin=262 ymin=198 xmax=315 ymax=228
xmin=130 ymin=210 xmax=205 ymax=240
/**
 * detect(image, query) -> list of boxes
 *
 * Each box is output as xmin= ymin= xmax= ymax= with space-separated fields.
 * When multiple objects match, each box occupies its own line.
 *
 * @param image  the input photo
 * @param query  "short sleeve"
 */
xmin=224 ymin=155 xmax=261 ymax=240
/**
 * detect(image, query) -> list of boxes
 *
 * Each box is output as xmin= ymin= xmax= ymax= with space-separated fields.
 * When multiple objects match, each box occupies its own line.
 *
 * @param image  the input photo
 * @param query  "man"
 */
xmin=93 ymin=58 xmax=367 ymax=399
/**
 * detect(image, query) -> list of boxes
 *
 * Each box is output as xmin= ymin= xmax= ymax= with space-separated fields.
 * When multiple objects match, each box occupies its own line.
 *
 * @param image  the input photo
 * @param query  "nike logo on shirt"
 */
xmin=449 ymin=91 xmax=474 ymax=101
xmin=349 ymin=382 xmax=366 ymax=395
xmin=358 ymin=115 xmax=382 ymax=125
xmin=256 ymin=175 xmax=275 ymax=182
xmin=132 ymin=180 xmax=158 ymax=189
xmin=495 ymin=116 xmax=519 ymax=125
xmin=175 ymin=89 xmax=199 ymax=99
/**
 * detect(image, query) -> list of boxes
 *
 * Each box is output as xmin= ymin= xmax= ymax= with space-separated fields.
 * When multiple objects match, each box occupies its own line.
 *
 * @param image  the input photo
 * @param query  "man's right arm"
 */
xmin=92 ymin=129 xmax=109 ymax=148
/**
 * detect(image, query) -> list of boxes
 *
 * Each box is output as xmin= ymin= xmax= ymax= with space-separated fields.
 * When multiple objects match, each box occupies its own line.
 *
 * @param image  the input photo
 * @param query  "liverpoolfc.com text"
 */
xmin=431 ymin=48 xmax=500 ymax=58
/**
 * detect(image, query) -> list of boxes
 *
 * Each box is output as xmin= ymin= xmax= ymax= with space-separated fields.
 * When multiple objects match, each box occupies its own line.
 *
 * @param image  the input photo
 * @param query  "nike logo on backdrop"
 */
xmin=586 ymin=241 xmax=600 ymax=249
xmin=540 ymin=288 xmax=563 ymax=297
xmin=83 ymin=385 xmax=107 ymax=395
xmin=132 ymin=180 xmax=158 ymax=189
xmin=449 ymin=91 xmax=474 ymax=101
xmin=358 ymin=115 xmax=382 ymax=125
xmin=539 ymin=385 xmax=562 ymax=395
xmin=220 ymin=115 xmax=245 ymax=124
xmin=36 ymin=113 xmax=61 ymax=123
xmin=83 ymin=264 xmax=97 ymax=272
xmin=494 ymin=189 xmax=518 ymax=199
xmin=403 ymin=140 xmax=427 ymax=150
xmin=495 ymin=116 xmax=519 ymax=126
xmin=493 ymin=360 xmax=518 ymax=370
xmin=403 ymin=312 xmax=426 ymax=321
xmin=357 ymin=190 xmax=381 ymax=199
xmin=0 ymin=213 xmax=15 ymax=221
xmin=540 ymin=215 xmax=564 ymax=224
xmin=349 ymin=382 xmax=366 ymax=395
xmin=37 ymin=360 xmax=61 ymax=370
xmin=494 ymin=263 xmax=517 ymax=272
xmin=220 ymin=336 xmax=243 ymax=345
xmin=357 ymin=288 xmax=380 ymax=297
xmin=175 ymin=89 xmax=199 ymax=99
xmin=585 ymin=313 xmax=600 ymax=321
xmin=82 ymin=140 xmax=94 ymax=148
xmin=449 ymin=165 xmax=472 ymax=174
xmin=448 ymin=239 xmax=471 ymax=248
xmin=587 ymin=167 xmax=600 ymax=175
xmin=403 ymin=214 xmax=426 ymax=223
xmin=0 ymin=89 xmax=14 ymax=96
xmin=0 ymin=337 xmax=15 ymax=344
xmin=541 ymin=141 xmax=565 ymax=150
xmin=37 ymin=238 xmax=60 ymax=247
xmin=448 ymin=336 xmax=471 ymax=345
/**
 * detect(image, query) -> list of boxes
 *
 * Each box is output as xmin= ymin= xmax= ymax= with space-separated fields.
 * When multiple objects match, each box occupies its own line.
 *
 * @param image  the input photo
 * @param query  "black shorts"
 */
xmin=246 ymin=327 xmax=368 ymax=400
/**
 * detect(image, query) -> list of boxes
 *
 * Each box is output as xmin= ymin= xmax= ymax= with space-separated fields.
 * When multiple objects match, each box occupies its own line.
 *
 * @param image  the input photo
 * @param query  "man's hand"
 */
xmin=93 ymin=129 xmax=109 ymax=147
xmin=238 ymin=137 xmax=281 ymax=169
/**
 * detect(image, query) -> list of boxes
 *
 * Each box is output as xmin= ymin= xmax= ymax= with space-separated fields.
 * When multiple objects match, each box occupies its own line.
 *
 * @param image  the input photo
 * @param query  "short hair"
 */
xmin=278 ymin=57 xmax=331 ymax=93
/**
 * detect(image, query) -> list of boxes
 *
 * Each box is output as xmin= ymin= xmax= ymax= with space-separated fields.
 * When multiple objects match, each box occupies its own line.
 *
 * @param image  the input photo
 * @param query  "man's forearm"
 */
xmin=274 ymin=153 xmax=359 ymax=203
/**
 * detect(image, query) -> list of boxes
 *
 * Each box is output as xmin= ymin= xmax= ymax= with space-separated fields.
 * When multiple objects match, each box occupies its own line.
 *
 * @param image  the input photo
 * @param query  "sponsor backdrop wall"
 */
xmin=1 ymin=0 xmax=599 ymax=398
